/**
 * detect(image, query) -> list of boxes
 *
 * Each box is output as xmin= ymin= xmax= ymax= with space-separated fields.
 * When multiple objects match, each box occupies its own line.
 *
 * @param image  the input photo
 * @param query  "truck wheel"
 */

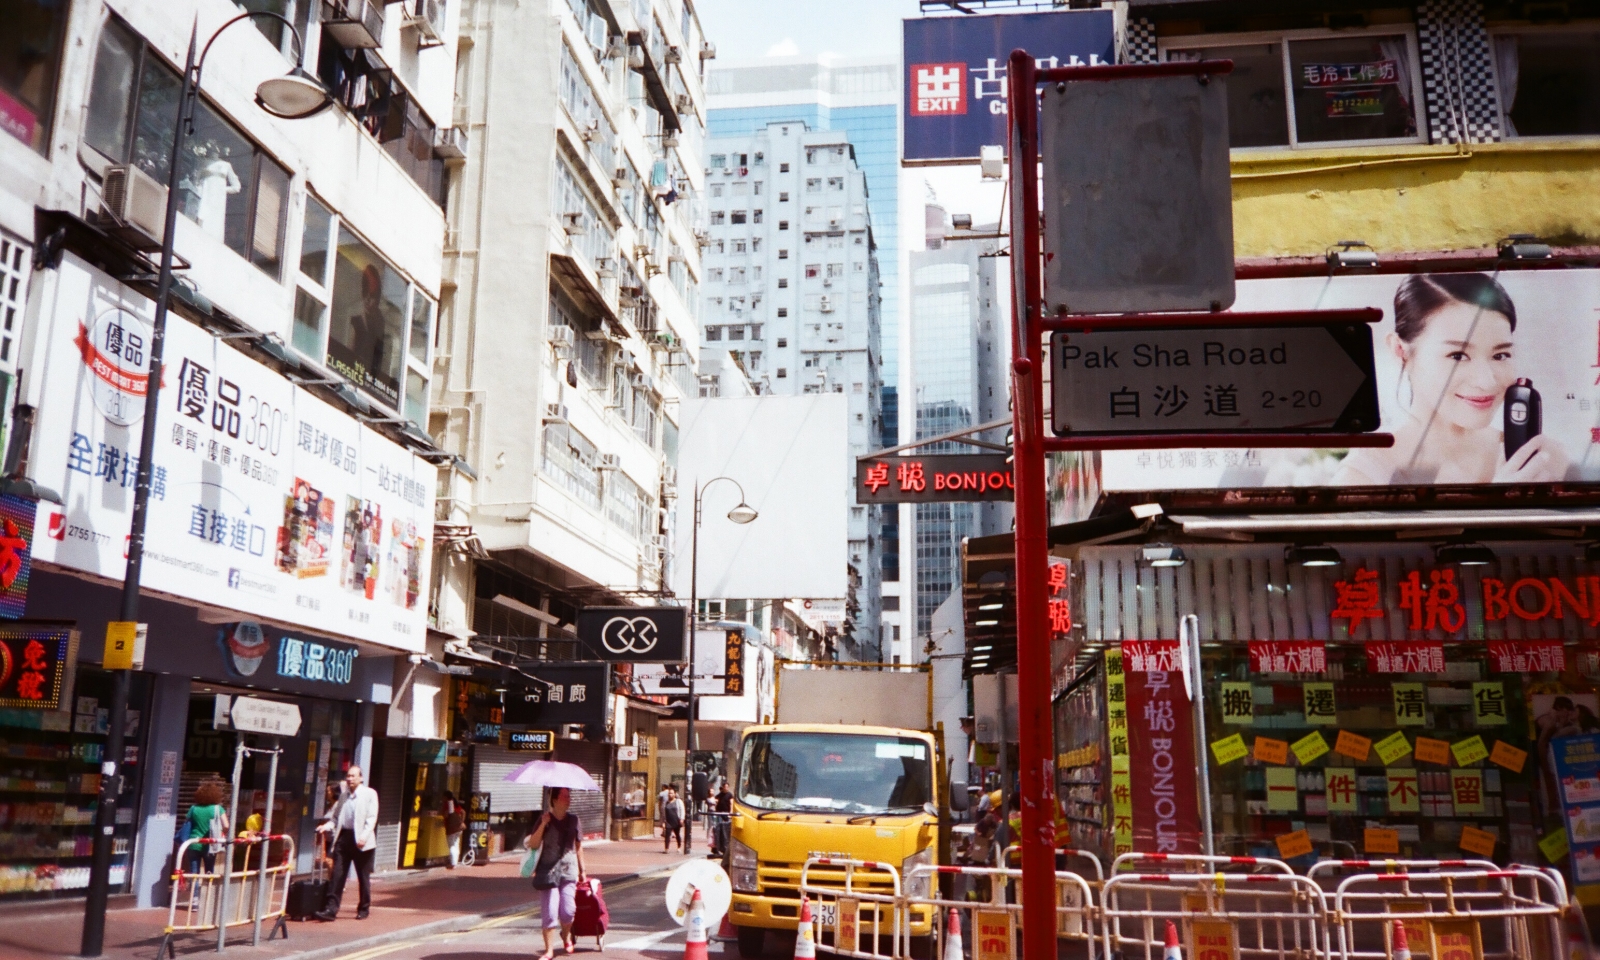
xmin=736 ymin=927 xmax=766 ymax=958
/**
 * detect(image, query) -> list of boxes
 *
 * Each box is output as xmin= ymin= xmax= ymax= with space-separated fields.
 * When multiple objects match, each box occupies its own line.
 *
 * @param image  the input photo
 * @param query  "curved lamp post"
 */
xmin=684 ymin=476 xmax=757 ymax=852
xmin=80 ymin=13 xmax=331 ymax=957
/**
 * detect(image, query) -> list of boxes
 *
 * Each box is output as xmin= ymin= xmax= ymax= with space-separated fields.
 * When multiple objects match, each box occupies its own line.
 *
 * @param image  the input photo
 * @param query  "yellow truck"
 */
xmin=725 ymin=662 xmax=957 ymax=957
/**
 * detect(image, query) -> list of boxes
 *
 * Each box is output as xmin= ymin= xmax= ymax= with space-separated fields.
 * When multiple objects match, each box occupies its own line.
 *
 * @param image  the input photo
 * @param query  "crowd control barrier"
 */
xmin=1100 ymin=870 xmax=1332 ymax=960
xmin=159 ymin=835 xmax=295 ymax=958
xmin=797 ymin=857 xmax=906 ymax=960
xmin=1330 ymin=866 xmax=1567 ymax=960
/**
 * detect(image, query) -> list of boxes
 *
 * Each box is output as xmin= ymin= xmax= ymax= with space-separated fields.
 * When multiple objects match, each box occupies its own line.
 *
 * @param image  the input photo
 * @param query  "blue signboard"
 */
xmin=902 ymin=10 xmax=1115 ymax=162
xmin=1552 ymin=734 xmax=1600 ymax=888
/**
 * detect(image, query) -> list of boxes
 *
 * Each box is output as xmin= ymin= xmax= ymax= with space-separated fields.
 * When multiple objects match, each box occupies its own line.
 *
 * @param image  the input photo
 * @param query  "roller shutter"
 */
xmin=555 ymin=740 xmax=609 ymax=838
xmin=473 ymin=745 xmax=545 ymax=812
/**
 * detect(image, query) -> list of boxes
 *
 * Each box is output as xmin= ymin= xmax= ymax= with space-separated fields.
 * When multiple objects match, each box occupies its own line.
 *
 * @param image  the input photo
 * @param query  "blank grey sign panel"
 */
xmin=1040 ymin=73 xmax=1235 ymax=314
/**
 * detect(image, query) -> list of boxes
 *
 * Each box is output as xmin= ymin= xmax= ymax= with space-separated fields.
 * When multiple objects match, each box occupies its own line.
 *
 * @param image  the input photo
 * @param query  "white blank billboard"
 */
xmin=672 ymin=395 xmax=847 ymax=600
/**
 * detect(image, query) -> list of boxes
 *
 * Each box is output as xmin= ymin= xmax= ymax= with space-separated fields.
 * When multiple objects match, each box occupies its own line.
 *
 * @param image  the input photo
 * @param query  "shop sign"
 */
xmin=230 ymin=696 xmax=302 ymax=736
xmin=1553 ymin=735 xmax=1600 ymax=886
xmin=902 ymin=10 xmax=1113 ymax=162
xmin=1099 ymin=268 xmax=1600 ymax=493
xmin=1325 ymin=768 xmax=1358 ymax=813
xmin=467 ymin=792 xmax=491 ymax=866
xmin=855 ymin=454 xmax=1014 ymax=503
xmin=1302 ymin=683 xmax=1337 ymax=726
xmin=1366 ymin=642 xmax=1445 ymax=675
xmin=0 ymin=494 xmax=36 ymax=618
xmin=1451 ymin=770 xmax=1486 ymax=815
xmin=1291 ymin=730 xmax=1329 ymax=765
xmin=509 ymin=730 xmax=554 ymax=752
xmin=1123 ymin=646 xmax=1200 ymax=853
xmin=1104 ymin=649 xmax=1133 ymax=857
xmin=575 ymin=606 xmax=686 ymax=663
xmin=1265 ymin=767 xmax=1298 ymax=811
xmin=1248 ymin=641 xmax=1324 ymax=675
xmin=1047 ymin=562 xmax=1070 ymax=638
xmin=503 ymin=663 xmax=608 ymax=726
xmin=1392 ymin=683 xmax=1427 ymax=726
xmin=1487 ymin=640 xmax=1565 ymax=673
xmin=1219 ymin=682 xmax=1253 ymax=725
xmin=1472 ymin=683 xmax=1508 ymax=726
xmin=1301 ymin=60 xmax=1402 ymax=88
xmin=723 ymin=630 xmax=745 ymax=696
xmin=0 ymin=624 xmax=76 ymax=710
xmin=27 ymin=255 xmax=433 ymax=653
xmin=1333 ymin=731 xmax=1371 ymax=763
xmin=1451 ymin=735 xmax=1489 ymax=766
xmin=1208 ymin=734 xmax=1247 ymax=766
xmin=1387 ymin=771 xmax=1420 ymax=813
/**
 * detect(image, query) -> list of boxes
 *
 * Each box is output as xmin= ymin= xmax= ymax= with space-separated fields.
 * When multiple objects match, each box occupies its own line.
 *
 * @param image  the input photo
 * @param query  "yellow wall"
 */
xmin=1229 ymin=140 xmax=1600 ymax=258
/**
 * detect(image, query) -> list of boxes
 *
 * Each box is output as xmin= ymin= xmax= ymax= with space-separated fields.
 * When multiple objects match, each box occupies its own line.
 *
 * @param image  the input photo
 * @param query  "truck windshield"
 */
xmin=737 ymin=732 xmax=932 ymax=815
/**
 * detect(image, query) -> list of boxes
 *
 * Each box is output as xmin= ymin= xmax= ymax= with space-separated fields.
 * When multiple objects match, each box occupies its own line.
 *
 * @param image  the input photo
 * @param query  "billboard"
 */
xmin=575 ymin=606 xmax=687 ymax=662
xmin=24 ymin=254 xmax=434 ymax=652
xmin=902 ymin=10 xmax=1115 ymax=163
xmin=672 ymin=395 xmax=847 ymax=600
xmin=1099 ymin=268 xmax=1600 ymax=491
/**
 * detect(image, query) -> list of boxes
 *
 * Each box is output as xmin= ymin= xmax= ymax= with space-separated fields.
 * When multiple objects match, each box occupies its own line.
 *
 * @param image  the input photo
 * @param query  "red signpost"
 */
xmin=1004 ymin=50 xmax=1395 ymax=954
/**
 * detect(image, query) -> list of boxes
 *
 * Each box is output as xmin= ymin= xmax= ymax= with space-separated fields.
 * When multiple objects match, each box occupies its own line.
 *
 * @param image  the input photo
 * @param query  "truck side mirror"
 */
xmin=948 ymin=782 xmax=970 ymax=812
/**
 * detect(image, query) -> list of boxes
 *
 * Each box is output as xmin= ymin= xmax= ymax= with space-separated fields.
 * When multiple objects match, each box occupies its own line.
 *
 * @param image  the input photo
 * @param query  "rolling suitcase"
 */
xmin=287 ymin=835 xmax=329 ymax=921
xmin=571 ymin=878 xmax=609 ymax=948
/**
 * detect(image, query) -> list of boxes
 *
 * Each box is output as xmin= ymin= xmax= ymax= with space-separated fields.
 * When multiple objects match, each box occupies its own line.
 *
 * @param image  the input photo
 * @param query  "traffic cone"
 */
xmin=715 ymin=913 xmax=737 ymax=942
xmin=1391 ymin=920 xmax=1410 ymax=960
xmin=943 ymin=907 xmax=964 ymax=960
xmin=794 ymin=895 xmax=816 ymax=960
xmin=1163 ymin=920 xmax=1183 ymax=960
xmin=684 ymin=889 xmax=709 ymax=960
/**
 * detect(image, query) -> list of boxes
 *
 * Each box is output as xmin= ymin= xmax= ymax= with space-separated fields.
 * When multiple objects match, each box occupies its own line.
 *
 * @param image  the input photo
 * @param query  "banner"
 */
xmin=1101 ymin=268 xmax=1600 ymax=490
xmin=25 ymin=255 xmax=433 ymax=652
xmin=1552 ymin=734 xmax=1600 ymax=889
xmin=1123 ymin=644 xmax=1200 ymax=854
xmin=902 ymin=11 xmax=1114 ymax=162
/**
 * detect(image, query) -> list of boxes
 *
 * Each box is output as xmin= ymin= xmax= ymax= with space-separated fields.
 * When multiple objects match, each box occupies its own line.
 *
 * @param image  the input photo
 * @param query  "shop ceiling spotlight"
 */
xmin=978 ymin=602 xmax=1004 ymax=611
xmin=1141 ymin=544 xmax=1187 ymax=567
xmin=974 ymin=619 xmax=999 ymax=627
xmin=1325 ymin=240 xmax=1378 ymax=270
xmin=1436 ymin=542 xmax=1496 ymax=566
xmin=1286 ymin=544 xmax=1343 ymax=567
xmin=1499 ymin=233 xmax=1553 ymax=261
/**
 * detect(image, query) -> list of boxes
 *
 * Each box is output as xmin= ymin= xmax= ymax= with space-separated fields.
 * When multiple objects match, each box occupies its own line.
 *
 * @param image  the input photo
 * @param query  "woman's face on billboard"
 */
xmin=1394 ymin=300 xmax=1516 ymax=431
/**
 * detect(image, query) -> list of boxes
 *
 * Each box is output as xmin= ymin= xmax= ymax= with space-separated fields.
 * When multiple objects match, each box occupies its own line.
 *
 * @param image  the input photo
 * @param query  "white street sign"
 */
xmin=231 ymin=696 xmax=303 ymax=736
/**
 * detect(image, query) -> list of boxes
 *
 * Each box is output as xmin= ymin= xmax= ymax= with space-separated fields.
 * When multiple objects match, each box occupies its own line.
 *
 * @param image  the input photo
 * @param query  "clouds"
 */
xmin=764 ymin=38 xmax=800 ymax=57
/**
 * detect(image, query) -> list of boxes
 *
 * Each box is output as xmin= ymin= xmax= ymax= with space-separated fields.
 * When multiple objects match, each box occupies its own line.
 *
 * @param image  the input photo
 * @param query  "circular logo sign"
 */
xmin=75 ymin=307 xmax=154 ymax=426
xmin=601 ymin=615 xmax=660 ymax=655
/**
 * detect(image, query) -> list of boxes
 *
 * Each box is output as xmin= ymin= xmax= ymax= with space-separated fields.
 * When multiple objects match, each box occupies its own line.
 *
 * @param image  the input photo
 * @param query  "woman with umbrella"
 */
xmin=509 ymin=761 xmax=597 ymax=958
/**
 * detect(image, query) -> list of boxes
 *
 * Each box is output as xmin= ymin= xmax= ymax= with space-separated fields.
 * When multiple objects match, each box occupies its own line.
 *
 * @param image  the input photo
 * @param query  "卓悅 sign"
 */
xmin=502 ymin=663 xmax=609 ymax=726
xmin=856 ymin=454 xmax=1013 ymax=503
xmin=575 ymin=606 xmax=687 ymax=663
xmin=1051 ymin=325 xmax=1379 ymax=436
xmin=230 ymin=695 xmax=302 ymax=736
xmin=0 ymin=623 xmax=77 ymax=710
xmin=25 ymin=254 xmax=434 ymax=652
xmin=902 ymin=10 xmax=1113 ymax=163
xmin=509 ymin=730 xmax=554 ymax=752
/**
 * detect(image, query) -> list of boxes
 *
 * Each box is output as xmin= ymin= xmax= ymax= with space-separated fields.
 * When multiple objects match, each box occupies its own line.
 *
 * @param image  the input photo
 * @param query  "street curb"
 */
xmin=238 ymin=865 xmax=672 ymax=960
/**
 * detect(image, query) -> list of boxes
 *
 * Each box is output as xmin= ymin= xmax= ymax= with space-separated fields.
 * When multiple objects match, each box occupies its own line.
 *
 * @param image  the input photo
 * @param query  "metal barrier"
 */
xmin=912 ymin=863 xmax=1100 ymax=959
xmin=1112 ymin=852 xmax=1297 ymax=876
xmin=1101 ymin=870 xmax=1333 ymax=960
xmin=1001 ymin=844 xmax=1106 ymax=885
xmin=798 ymin=857 xmax=905 ymax=960
xmin=1331 ymin=867 xmax=1567 ymax=960
xmin=159 ymin=834 xmax=295 ymax=958
xmin=1307 ymin=858 xmax=1499 ymax=885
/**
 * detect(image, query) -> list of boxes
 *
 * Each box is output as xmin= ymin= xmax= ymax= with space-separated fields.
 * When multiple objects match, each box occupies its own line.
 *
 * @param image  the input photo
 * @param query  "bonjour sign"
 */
xmin=855 ymin=453 xmax=1014 ymax=503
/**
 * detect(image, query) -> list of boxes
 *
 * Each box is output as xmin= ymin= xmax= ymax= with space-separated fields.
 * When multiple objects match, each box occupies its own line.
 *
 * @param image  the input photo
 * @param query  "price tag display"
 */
xmin=1275 ymin=829 xmax=1313 ymax=860
xmin=1374 ymin=731 xmax=1413 ymax=765
xmin=1540 ymin=828 xmax=1571 ymax=863
xmin=1364 ymin=827 xmax=1400 ymax=855
xmin=1451 ymin=735 xmax=1489 ymax=767
xmin=1209 ymin=733 xmax=1249 ymax=765
xmin=1414 ymin=736 xmax=1451 ymax=766
xmin=1490 ymin=740 xmax=1528 ymax=773
xmin=1292 ymin=730 xmax=1330 ymax=765
xmin=1254 ymin=736 xmax=1289 ymax=765
xmin=1334 ymin=730 xmax=1372 ymax=762
xmin=1459 ymin=825 xmax=1498 ymax=858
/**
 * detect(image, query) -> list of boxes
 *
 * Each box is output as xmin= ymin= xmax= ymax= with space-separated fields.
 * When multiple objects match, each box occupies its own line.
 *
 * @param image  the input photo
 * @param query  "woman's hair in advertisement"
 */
xmin=1393 ymin=273 xmax=1518 ymax=342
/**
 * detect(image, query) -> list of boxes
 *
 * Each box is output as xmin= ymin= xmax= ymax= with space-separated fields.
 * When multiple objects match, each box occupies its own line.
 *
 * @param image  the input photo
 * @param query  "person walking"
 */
xmin=712 ymin=781 xmax=733 ymax=856
xmin=442 ymin=791 xmax=466 ymax=869
xmin=661 ymin=786 xmax=685 ymax=853
xmin=526 ymin=787 xmax=586 ymax=960
xmin=182 ymin=778 xmax=229 ymax=874
xmin=315 ymin=765 xmax=379 ymax=921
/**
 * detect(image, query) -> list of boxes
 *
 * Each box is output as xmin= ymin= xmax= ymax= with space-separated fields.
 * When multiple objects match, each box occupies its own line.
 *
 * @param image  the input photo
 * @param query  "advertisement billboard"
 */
xmin=902 ymin=10 xmax=1114 ymax=163
xmin=1099 ymin=268 xmax=1600 ymax=491
xmin=25 ymin=254 xmax=434 ymax=652
xmin=575 ymin=606 xmax=687 ymax=663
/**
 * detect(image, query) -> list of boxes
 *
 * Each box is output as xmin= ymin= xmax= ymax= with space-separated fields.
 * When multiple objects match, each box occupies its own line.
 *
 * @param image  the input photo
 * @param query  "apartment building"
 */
xmin=700 ymin=122 xmax=882 ymax=657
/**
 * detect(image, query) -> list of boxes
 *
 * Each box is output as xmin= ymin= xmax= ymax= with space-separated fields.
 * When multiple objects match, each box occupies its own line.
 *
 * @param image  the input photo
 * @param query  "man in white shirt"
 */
xmin=315 ymin=765 xmax=379 ymax=921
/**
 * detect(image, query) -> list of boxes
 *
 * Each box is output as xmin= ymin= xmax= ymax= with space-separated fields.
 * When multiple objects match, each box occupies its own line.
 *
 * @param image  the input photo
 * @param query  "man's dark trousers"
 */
xmin=324 ymin=828 xmax=374 ymax=916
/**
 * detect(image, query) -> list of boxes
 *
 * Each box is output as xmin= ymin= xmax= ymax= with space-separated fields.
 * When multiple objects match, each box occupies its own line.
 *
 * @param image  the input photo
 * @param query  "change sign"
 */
xmin=1050 ymin=324 xmax=1379 ymax=436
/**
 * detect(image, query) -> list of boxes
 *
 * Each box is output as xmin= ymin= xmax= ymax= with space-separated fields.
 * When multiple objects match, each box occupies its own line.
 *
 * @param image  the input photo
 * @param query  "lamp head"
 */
xmin=255 ymin=67 xmax=333 ymax=119
xmin=726 ymin=502 xmax=758 ymax=524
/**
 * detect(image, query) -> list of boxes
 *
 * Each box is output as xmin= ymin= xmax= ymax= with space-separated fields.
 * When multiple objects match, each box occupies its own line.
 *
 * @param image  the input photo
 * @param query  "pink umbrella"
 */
xmin=502 ymin=759 xmax=602 ymax=791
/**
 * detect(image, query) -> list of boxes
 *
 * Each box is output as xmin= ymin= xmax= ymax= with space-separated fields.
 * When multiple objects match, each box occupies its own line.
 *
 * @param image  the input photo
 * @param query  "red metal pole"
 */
xmin=1005 ymin=48 xmax=1057 ymax=960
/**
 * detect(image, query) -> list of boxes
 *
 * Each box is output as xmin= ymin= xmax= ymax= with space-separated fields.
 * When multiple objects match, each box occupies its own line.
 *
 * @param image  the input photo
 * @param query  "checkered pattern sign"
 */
xmin=1417 ymin=0 xmax=1505 ymax=143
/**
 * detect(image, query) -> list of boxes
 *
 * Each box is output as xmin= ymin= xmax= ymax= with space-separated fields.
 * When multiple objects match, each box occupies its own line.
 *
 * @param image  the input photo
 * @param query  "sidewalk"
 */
xmin=0 ymin=838 xmax=707 ymax=960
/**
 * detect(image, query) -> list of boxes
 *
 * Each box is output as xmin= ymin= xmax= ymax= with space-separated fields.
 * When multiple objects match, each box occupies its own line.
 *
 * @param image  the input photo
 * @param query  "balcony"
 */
xmin=322 ymin=0 xmax=385 ymax=49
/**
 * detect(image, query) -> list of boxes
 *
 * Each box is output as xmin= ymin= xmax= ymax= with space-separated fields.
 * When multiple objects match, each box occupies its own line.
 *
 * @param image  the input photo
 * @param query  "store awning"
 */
xmin=1169 ymin=507 xmax=1600 ymax=535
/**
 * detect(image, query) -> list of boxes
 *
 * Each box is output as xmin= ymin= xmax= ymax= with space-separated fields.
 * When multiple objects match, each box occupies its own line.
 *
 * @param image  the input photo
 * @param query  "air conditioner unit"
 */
xmin=662 ymin=465 xmax=678 ymax=487
xmin=405 ymin=0 xmax=445 ymax=45
xmin=642 ymin=544 xmax=662 ymax=566
xmin=650 ymin=533 xmax=668 ymax=550
xmin=605 ymin=37 xmax=627 ymax=60
xmin=664 ymin=45 xmax=682 ymax=64
xmin=633 ymin=244 xmax=652 ymax=262
xmin=627 ymin=45 xmax=645 ymax=70
xmin=699 ymin=41 xmax=717 ymax=60
xmin=674 ymin=94 xmax=693 ymax=115
xmin=581 ymin=118 xmax=601 ymax=142
xmin=561 ymin=212 xmax=585 ymax=235
xmin=661 ymin=133 xmax=679 ymax=149
xmin=321 ymin=0 xmax=385 ymax=49
xmin=630 ymin=371 xmax=650 ymax=389
xmin=598 ymin=453 xmax=621 ymax=471
xmin=98 ymin=164 xmax=167 ymax=251
xmin=693 ymin=230 xmax=710 ymax=248
xmin=595 ymin=258 xmax=615 ymax=278
xmin=550 ymin=325 xmax=575 ymax=346
xmin=433 ymin=125 xmax=468 ymax=161
xmin=543 ymin=403 xmax=570 ymax=425
xmin=612 ymin=167 xmax=629 ymax=189
xmin=823 ymin=277 xmax=833 ymax=287
xmin=819 ymin=296 xmax=834 ymax=313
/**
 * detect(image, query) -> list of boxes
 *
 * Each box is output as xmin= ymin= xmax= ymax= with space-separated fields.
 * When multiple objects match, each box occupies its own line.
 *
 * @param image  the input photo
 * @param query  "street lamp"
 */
xmin=80 ymin=14 xmax=330 ymax=957
xmin=685 ymin=476 xmax=757 ymax=853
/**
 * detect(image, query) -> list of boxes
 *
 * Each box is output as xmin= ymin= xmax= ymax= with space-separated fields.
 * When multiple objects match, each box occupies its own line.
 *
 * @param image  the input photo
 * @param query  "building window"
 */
xmin=709 ymin=268 xmax=723 ymax=282
xmin=710 ymin=153 xmax=727 ymax=167
xmin=777 ymin=338 xmax=787 ymax=348
xmin=827 ymin=177 xmax=844 ymax=191
xmin=730 ymin=267 xmax=745 ymax=283
xmin=805 ymin=264 xmax=821 ymax=278
xmin=711 ymin=211 xmax=725 ymax=225
xmin=706 ymin=325 xmax=722 ymax=340
xmin=805 ymin=148 xmax=817 ymax=164
xmin=292 ymin=195 xmax=433 ymax=416
xmin=604 ymin=469 xmax=652 ymax=539
xmin=777 ymin=368 xmax=787 ymax=378
xmin=779 ymin=162 xmax=790 ymax=172
xmin=729 ymin=325 xmax=745 ymax=341
xmin=731 ymin=211 xmax=747 ymax=224
xmin=778 ymin=278 xmax=788 ymax=288
xmin=2 ymin=0 xmax=68 ymax=153
xmin=806 ymin=178 xmax=822 ymax=192
xmin=779 ymin=220 xmax=789 ymax=230
xmin=752 ymin=238 xmax=761 ymax=252
xmin=777 ymin=307 xmax=788 ymax=318
xmin=711 ymin=183 xmax=724 ymax=197
xmin=543 ymin=422 xmax=601 ymax=509
xmin=732 ymin=181 xmax=749 ymax=196
xmin=779 ymin=191 xmax=789 ymax=202
xmin=86 ymin=15 xmax=292 ymax=278
xmin=1494 ymin=29 xmax=1600 ymax=137
xmin=827 ymin=263 xmax=844 ymax=278
xmin=854 ymin=261 xmax=865 ymax=272
xmin=751 ymin=324 xmax=763 ymax=339
xmin=1164 ymin=31 xmax=1421 ymax=148
xmin=0 ymin=232 xmax=29 ymax=366
xmin=753 ymin=210 xmax=764 ymax=223
xmin=754 ymin=181 xmax=763 ymax=194
xmin=778 ymin=249 xmax=789 ymax=259
xmin=732 ymin=239 xmax=747 ymax=253
xmin=832 ymin=146 xmax=846 ymax=161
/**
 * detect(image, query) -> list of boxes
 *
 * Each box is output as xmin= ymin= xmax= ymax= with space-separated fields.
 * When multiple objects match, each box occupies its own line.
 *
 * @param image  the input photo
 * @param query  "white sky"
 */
xmin=693 ymin=0 xmax=925 ymax=60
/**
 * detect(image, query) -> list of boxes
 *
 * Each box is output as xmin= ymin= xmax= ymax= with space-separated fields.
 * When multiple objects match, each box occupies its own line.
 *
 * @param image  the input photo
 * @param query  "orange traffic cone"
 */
xmin=684 ymin=889 xmax=709 ymax=960
xmin=715 ymin=912 xmax=737 ymax=942
xmin=1391 ymin=920 xmax=1410 ymax=960
xmin=943 ymin=907 xmax=964 ymax=960
xmin=794 ymin=894 xmax=817 ymax=960
xmin=1163 ymin=920 xmax=1182 ymax=960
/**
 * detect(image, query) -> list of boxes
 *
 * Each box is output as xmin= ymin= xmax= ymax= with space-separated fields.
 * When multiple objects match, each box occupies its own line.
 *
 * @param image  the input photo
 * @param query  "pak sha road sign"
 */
xmin=230 ymin=696 xmax=302 ymax=736
xmin=1051 ymin=323 xmax=1380 ymax=436
xmin=576 ymin=606 xmax=686 ymax=663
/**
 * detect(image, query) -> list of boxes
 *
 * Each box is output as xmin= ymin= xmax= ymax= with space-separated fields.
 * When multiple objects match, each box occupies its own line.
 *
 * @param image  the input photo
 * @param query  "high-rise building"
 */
xmin=700 ymin=122 xmax=882 ymax=656
xmin=905 ymin=205 xmax=1012 ymax=646
xmin=705 ymin=56 xmax=903 ymax=654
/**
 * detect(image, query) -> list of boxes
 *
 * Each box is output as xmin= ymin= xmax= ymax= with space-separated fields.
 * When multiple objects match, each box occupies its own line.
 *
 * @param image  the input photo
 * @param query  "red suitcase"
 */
xmin=571 ymin=878 xmax=609 ymax=948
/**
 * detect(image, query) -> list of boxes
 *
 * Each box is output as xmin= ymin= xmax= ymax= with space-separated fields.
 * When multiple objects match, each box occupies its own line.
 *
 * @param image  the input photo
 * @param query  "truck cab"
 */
xmin=726 ymin=722 xmax=941 ymax=957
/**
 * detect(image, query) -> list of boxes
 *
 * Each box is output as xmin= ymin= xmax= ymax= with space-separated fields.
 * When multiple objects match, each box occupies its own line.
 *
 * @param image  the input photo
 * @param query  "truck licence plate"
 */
xmin=815 ymin=902 xmax=837 ymax=928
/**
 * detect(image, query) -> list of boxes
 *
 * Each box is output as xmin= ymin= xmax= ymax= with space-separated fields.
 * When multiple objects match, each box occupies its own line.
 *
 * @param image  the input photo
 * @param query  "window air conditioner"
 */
xmin=99 ymin=165 xmax=167 ymax=252
xmin=581 ymin=118 xmax=601 ymax=142
xmin=599 ymin=453 xmax=621 ymax=471
xmin=561 ymin=212 xmax=585 ymax=235
xmin=612 ymin=167 xmax=629 ymax=189
xmin=662 ymin=465 xmax=678 ymax=486
xmin=662 ymin=133 xmax=679 ymax=149
xmin=630 ymin=371 xmax=650 ymax=389
xmin=321 ymin=0 xmax=385 ymax=49
xmin=819 ymin=296 xmax=834 ymax=313
xmin=633 ymin=244 xmax=652 ymax=262
xmin=550 ymin=326 xmax=576 ymax=346
xmin=699 ymin=41 xmax=716 ymax=60
xmin=605 ymin=37 xmax=627 ymax=59
xmin=432 ymin=126 xmax=468 ymax=161
xmin=595 ymin=258 xmax=615 ymax=278
xmin=405 ymin=0 xmax=445 ymax=45
xmin=674 ymin=94 xmax=693 ymax=115
xmin=543 ymin=403 xmax=570 ymax=424
xmin=664 ymin=45 xmax=682 ymax=64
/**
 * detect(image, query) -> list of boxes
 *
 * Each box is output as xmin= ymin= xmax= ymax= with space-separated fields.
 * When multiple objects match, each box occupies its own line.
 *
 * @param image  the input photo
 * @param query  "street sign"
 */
xmin=855 ymin=453 xmax=1014 ymax=503
xmin=230 ymin=696 xmax=302 ymax=736
xmin=1050 ymin=324 xmax=1379 ymax=436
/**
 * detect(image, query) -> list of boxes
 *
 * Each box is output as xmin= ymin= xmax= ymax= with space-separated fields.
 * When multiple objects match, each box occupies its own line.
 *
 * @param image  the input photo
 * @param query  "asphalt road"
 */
xmin=320 ymin=869 xmax=797 ymax=960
